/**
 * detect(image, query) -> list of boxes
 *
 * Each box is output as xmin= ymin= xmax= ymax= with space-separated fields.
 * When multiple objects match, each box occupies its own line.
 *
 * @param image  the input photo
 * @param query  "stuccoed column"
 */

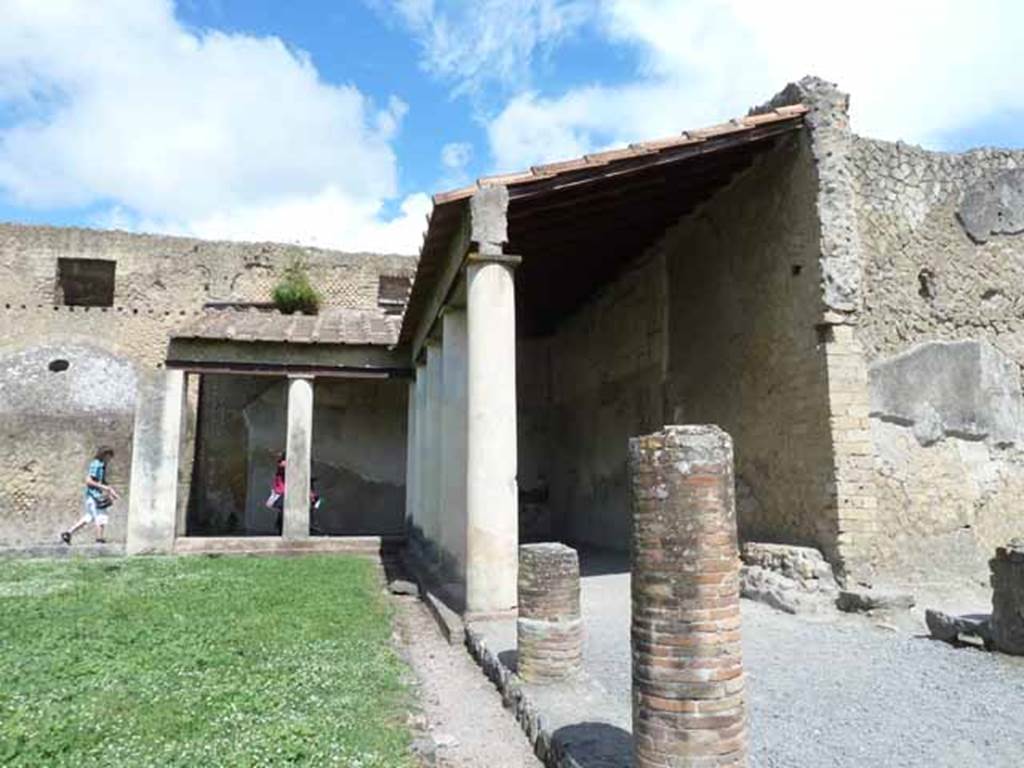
xmin=282 ymin=376 xmax=314 ymax=540
xmin=424 ymin=340 xmax=444 ymax=562
xmin=629 ymin=425 xmax=747 ymax=768
xmin=440 ymin=308 xmax=469 ymax=581
xmin=465 ymin=253 xmax=520 ymax=614
xmin=404 ymin=376 xmax=417 ymax=530
xmin=413 ymin=361 xmax=428 ymax=543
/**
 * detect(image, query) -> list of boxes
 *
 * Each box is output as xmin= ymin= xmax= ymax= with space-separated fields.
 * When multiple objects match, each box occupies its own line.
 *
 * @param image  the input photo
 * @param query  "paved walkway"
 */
xmin=474 ymin=551 xmax=1024 ymax=767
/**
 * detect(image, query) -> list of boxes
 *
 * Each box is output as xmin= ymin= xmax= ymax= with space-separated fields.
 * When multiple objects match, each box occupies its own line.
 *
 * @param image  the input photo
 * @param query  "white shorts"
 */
xmin=84 ymin=497 xmax=109 ymax=526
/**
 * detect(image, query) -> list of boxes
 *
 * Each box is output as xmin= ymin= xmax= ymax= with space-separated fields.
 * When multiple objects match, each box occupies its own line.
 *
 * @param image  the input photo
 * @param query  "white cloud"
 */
xmin=479 ymin=0 xmax=1024 ymax=171
xmin=0 ymin=0 xmax=425 ymax=253
xmin=437 ymin=140 xmax=473 ymax=188
xmin=378 ymin=0 xmax=591 ymax=98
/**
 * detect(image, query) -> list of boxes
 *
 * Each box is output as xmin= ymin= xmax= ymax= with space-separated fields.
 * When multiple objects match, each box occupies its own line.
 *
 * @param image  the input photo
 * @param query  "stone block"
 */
xmin=629 ymin=425 xmax=747 ymax=768
xmin=990 ymin=540 xmax=1024 ymax=655
xmin=836 ymin=589 xmax=915 ymax=613
xmin=868 ymin=340 xmax=1024 ymax=447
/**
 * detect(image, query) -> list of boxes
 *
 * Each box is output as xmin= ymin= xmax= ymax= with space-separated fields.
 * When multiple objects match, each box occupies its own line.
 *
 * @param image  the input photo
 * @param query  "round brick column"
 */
xmin=517 ymin=542 xmax=583 ymax=683
xmin=629 ymin=425 xmax=747 ymax=767
xmin=990 ymin=541 xmax=1024 ymax=655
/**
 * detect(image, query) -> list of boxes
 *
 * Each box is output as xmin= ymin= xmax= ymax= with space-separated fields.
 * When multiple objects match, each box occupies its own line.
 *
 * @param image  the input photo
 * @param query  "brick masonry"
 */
xmin=990 ymin=541 xmax=1024 ymax=655
xmin=629 ymin=425 xmax=747 ymax=768
xmin=517 ymin=542 xmax=583 ymax=683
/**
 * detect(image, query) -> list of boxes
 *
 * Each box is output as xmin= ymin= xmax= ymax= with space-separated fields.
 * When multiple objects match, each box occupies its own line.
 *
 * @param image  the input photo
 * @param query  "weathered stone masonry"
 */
xmin=990 ymin=541 xmax=1024 ymax=655
xmin=516 ymin=543 xmax=583 ymax=683
xmin=0 ymin=224 xmax=413 ymax=547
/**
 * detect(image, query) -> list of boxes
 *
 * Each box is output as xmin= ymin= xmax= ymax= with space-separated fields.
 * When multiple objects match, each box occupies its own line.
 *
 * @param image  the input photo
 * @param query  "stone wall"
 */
xmin=0 ymin=223 xmax=412 ymax=547
xmin=517 ymin=132 xmax=838 ymax=562
xmin=0 ymin=223 xmax=414 ymax=311
xmin=190 ymin=375 xmax=407 ymax=537
xmin=851 ymin=137 xmax=1024 ymax=580
xmin=0 ymin=306 xmax=178 ymax=546
xmin=518 ymin=249 xmax=666 ymax=551
xmin=663 ymin=133 xmax=837 ymax=558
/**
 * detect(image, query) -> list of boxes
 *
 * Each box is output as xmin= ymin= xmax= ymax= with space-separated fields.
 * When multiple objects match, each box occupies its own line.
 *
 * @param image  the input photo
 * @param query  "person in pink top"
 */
xmin=265 ymin=452 xmax=287 ymax=533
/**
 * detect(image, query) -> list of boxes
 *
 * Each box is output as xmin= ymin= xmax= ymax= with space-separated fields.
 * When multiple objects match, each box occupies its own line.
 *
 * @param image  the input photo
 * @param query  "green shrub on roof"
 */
xmin=272 ymin=260 xmax=321 ymax=315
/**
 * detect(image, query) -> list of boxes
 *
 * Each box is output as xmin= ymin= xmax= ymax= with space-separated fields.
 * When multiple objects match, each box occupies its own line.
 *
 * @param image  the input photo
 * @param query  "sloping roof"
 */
xmin=401 ymin=104 xmax=808 ymax=345
xmin=172 ymin=308 xmax=401 ymax=347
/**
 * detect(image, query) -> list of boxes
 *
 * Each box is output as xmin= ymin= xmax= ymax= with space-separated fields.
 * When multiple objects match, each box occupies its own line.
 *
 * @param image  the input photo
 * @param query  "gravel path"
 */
xmin=392 ymin=593 xmax=542 ymax=768
xmin=474 ymin=561 xmax=1024 ymax=767
xmin=579 ymin=569 xmax=1024 ymax=768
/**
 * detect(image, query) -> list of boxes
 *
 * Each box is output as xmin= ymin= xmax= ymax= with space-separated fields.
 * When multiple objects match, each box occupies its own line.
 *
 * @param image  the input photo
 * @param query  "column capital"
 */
xmin=287 ymin=373 xmax=315 ymax=381
xmin=466 ymin=250 xmax=522 ymax=268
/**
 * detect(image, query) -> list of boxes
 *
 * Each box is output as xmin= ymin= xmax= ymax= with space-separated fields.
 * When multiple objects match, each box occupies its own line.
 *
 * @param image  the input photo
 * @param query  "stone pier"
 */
xmin=629 ymin=425 xmax=747 ymax=768
xmin=517 ymin=543 xmax=583 ymax=683
xmin=990 ymin=540 xmax=1024 ymax=656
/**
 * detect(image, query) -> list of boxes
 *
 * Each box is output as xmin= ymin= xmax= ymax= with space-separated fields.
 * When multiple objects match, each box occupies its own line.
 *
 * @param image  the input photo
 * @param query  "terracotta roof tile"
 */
xmin=173 ymin=308 xmax=399 ymax=347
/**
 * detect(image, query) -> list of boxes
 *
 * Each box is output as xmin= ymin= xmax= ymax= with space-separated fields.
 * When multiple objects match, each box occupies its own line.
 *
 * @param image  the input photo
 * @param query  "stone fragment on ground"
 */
xmin=836 ymin=588 xmax=915 ymax=613
xmin=389 ymin=578 xmax=420 ymax=596
xmin=740 ymin=542 xmax=838 ymax=614
xmin=925 ymin=609 xmax=993 ymax=648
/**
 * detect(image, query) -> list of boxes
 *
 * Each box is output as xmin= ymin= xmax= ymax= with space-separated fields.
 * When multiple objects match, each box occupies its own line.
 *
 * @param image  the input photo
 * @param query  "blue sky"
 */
xmin=1 ymin=0 xmax=1022 ymax=254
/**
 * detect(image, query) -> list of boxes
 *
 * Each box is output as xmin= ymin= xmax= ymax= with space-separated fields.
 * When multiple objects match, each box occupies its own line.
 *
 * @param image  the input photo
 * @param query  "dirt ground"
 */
xmin=391 ymin=592 xmax=541 ymax=768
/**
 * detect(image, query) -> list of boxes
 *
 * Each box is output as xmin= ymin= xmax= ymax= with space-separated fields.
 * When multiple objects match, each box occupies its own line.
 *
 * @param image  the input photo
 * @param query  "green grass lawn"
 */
xmin=0 ymin=555 xmax=413 ymax=767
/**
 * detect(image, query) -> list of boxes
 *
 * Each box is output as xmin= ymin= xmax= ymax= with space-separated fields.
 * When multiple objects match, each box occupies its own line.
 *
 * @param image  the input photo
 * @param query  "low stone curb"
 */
xmin=464 ymin=623 xmax=584 ymax=768
xmin=400 ymin=546 xmax=464 ymax=645
xmin=0 ymin=543 xmax=125 ymax=559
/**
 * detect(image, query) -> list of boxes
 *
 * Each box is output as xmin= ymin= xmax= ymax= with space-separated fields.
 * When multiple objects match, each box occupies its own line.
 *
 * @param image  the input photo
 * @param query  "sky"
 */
xmin=0 ymin=0 xmax=1022 ymax=255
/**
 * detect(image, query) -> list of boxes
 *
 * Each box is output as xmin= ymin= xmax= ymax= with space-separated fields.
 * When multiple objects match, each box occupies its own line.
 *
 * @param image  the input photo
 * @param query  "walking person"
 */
xmin=61 ymin=447 xmax=119 ymax=544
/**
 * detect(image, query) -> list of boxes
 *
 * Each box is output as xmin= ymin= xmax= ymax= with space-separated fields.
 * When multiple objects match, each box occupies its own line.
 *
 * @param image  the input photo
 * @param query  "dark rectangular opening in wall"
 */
xmin=57 ymin=258 xmax=116 ymax=307
xmin=377 ymin=275 xmax=411 ymax=315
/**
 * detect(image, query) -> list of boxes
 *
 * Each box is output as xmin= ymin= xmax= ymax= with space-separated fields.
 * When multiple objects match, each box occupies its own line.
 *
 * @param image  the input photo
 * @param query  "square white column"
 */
xmin=283 ymin=375 xmax=314 ymax=540
xmin=126 ymin=368 xmax=187 ymax=554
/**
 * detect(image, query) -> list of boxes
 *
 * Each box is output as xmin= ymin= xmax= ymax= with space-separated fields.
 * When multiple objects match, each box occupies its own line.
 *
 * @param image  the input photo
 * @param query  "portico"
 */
xmin=126 ymin=310 xmax=410 ymax=555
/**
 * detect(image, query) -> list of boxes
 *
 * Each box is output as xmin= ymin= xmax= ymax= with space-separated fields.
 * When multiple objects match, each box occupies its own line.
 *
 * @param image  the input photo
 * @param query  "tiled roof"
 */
xmin=172 ymin=308 xmax=401 ymax=347
xmin=430 ymin=104 xmax=808 ymax=205
xmin=400 ymin=103 xmax=809 ymax=346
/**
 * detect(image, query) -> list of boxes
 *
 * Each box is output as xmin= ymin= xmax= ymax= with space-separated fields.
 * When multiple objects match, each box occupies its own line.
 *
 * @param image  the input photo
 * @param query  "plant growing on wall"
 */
xmin=272 ymin=260 xmax=321 ymax=315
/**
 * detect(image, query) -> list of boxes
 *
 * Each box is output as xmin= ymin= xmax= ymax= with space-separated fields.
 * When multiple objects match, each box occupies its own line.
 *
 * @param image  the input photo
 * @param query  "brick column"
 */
xmin=990 ymin=541 xmax=1024 ymax=656
xmin=517 ymin=543 xmax=583 ymax=683
xmin=629 ymin=425 xmax=747 ymax=768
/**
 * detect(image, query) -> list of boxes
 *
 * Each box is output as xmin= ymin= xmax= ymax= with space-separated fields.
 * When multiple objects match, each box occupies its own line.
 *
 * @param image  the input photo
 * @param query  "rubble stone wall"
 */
xmin=851 ymin=137 xmax=1024 ymax=580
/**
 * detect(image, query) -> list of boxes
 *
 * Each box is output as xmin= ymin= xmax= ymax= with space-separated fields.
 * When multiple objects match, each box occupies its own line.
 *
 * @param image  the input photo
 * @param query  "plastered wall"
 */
xmin=518 ymin=134 xmax=837 ymax=557
xmin=663 ymin=134 xmax=837 ymax=556
xmin=190 ymin=375 xmax=407 ymax=536
xmin=851 ymin=138 xmax=1024 ymax=580
xmin=518 ymin=251 xmax=667 ymax=551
